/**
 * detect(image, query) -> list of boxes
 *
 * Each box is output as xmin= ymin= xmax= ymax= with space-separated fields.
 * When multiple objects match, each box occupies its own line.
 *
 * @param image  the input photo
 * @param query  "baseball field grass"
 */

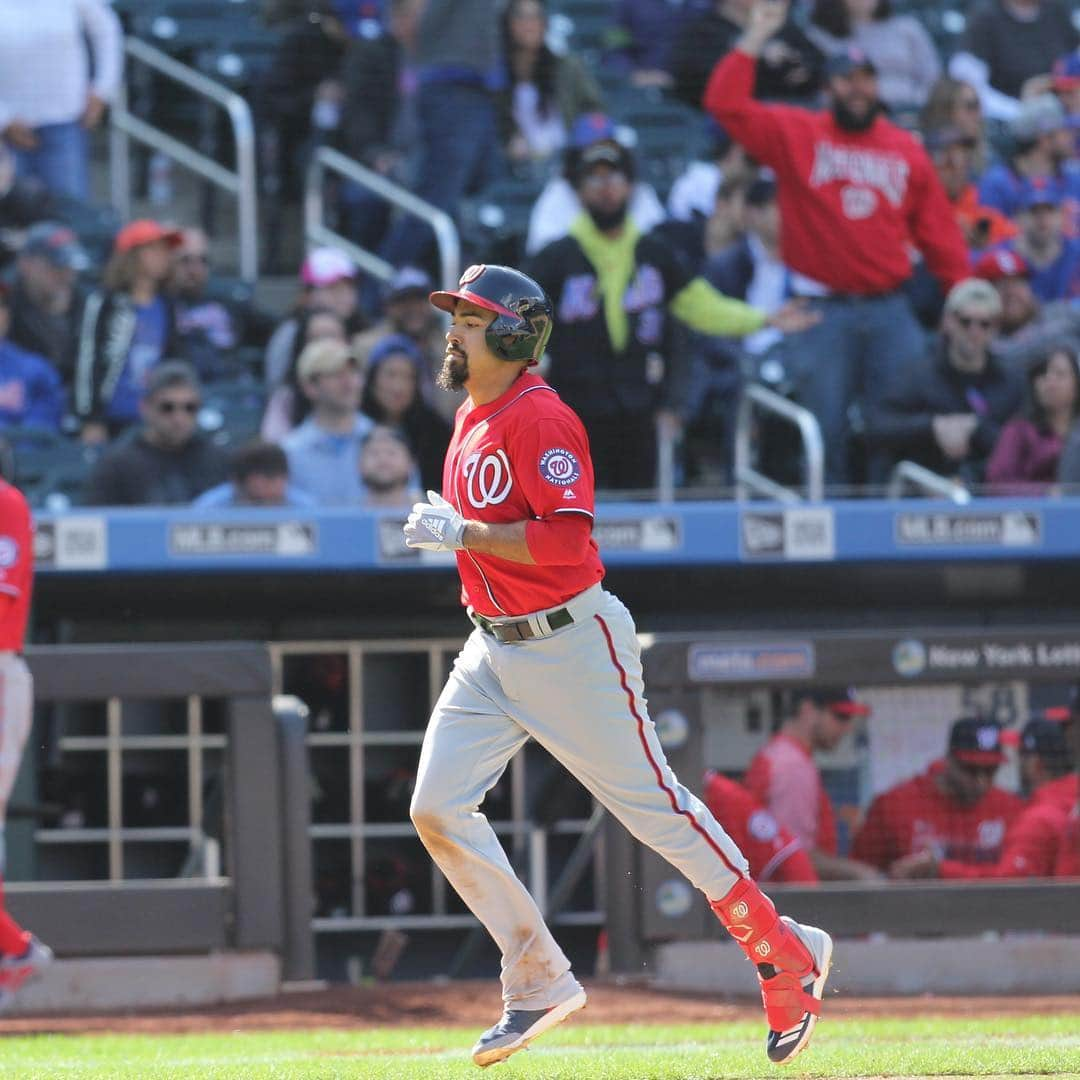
xmin=0 ymin=1014 xmax=1077 ymax=1079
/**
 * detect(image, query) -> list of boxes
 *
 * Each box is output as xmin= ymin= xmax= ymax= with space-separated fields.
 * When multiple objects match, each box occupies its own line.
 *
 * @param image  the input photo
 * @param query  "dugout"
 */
xmin=613 ymin=628 xmax=1080 ymax=995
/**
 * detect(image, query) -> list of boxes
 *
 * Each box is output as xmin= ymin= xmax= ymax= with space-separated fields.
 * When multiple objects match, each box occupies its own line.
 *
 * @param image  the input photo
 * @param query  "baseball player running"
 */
xmin=0 ymin=477 xmax=52 ymax=1008
xmin=404 ymin=264 xmax=832 ymax=1068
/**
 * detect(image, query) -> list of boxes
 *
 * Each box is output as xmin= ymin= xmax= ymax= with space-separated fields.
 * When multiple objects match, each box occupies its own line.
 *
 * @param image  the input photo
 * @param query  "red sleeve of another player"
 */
xmin=515 ymin=417 xmax=594 ymax=521
xmin=0 ymin=485 xmax=31 ymax=601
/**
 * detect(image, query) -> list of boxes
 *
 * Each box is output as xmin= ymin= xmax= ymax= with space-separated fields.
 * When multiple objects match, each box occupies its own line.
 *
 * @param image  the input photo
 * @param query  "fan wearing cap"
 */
xmin=976 ymin=94 xmax=1080 ymax=231
xmin=997 ymin=177 xmax=1080 ymax=303
xmin=351 ymin=267 xmax=449 ymax=417
xmin=525 ymin=113 xmax=667 ymax=257
xmin=869 ymin=278 xmax=1024 ymax=484
xmin=806 ymin=0 xmax=941 ymax=112
xmin=525 ymin=141 xmax=817 ymax=489
xmin=0 ymin=283 xmax=64 ymax=434
xmin=745 ymin=687 xmax=882 ymax=881
xmin=8 ymin=222 xmax=90 ymax=378
xmin=851 ymin=717 xmax=1024 ymax=873
xmin=892 ymin=714 xmax=1076 ymax=880
xmin=971 ymin=247 xmax=1080 ymax=374
xmin=263 ymin=248 xmax=365 ymax=393
xmin=73 ymin=220 xmax=184 ymax=444
xmin=704 ymin=1 xmax=970 ymax=487
xmin=986 ymin=344 xmax=1080 ymax=494
xmin=280 ymin=338 xmax=374 ymax=505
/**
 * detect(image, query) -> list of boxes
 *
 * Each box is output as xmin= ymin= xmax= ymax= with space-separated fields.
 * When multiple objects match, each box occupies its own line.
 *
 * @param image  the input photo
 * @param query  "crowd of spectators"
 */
xmin=8 ymin=0 xmax=1080 ymax=502
xmin=707 ymin=684 xmax=1080 ymax=884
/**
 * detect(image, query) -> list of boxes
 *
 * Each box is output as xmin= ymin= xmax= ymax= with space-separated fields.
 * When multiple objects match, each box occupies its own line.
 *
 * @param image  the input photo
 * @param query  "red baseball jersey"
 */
xmin=744 ymin=733 xmax=838 ymax=856
xmin=0 ymin=480 xmax=32 ymax=652
xmin=851 ymin=761 xmax=1024 ymax=870
xmin=703 ymin=771 xmax=818 ymax=884
xmin=703 ymin=50 xmax=969 ymax=295
xmin=1054 ymin=802 xmax=1079 ymax=878
xmin=1039 ymin=771 xmax=1079 ymax=814
xmin=939 ymin=786 xmax=1069 ymax=879
xmin=444 ymin=371 xmax=603 ymax=616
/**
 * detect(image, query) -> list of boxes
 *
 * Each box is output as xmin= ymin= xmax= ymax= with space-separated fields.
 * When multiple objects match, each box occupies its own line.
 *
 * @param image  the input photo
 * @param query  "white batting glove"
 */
xmin=403 ymin=490 xmax=467 ymax=551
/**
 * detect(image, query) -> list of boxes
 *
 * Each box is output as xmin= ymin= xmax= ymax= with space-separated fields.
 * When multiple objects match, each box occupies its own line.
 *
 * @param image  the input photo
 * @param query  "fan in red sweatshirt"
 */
xmin=703 ymin=24 xmax=969 ymax=295
xmin=701 ymin=1 xmax=970 ymax=486
xmin=851 ymin=718 xmax=1024 ymax=872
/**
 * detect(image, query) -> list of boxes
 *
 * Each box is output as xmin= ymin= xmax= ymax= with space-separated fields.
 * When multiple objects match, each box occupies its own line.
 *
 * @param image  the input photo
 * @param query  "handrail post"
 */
xmin=111 ymin=37 xmax=258 ymax=282
xmin=304 ymin=146 xmax=460 ymax=292
xmin=887 ymin=461 xmax=971 ymax=504
xmin=734 ymin=383 xmax=826 ymax=503
xmin=109 ymin=78 xmax=132 ymax=224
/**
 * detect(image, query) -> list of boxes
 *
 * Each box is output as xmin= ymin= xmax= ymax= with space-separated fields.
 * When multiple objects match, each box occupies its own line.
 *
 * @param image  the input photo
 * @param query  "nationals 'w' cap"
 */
xmin=972 ymin=248 xmax=1031 ymax=282
xmin=795 ymin=685 xmax=872 ymax=717
xmin=948 ymin=717 xmax=1005 ymax=766
xmin=1002 ymin=717 xmax=1071 ymax=762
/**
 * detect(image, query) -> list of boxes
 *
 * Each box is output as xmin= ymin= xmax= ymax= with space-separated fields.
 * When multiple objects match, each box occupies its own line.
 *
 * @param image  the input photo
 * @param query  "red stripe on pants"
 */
xmin=593 ymin=614 xmax=746 ymax=880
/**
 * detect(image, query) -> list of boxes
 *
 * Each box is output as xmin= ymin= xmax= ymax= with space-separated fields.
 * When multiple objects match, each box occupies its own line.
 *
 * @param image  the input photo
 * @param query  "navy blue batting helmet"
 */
xmin=429 ymin=264 xmax=553 ymax=365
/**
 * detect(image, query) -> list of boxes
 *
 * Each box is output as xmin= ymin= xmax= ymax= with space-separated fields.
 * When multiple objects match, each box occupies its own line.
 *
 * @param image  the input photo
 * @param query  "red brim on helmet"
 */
xmin=429 ymin=289 xmax=516 ymax=319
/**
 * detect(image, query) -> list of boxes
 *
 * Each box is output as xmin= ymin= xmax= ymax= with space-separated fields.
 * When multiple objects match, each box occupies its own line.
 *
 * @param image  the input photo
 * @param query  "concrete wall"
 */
xmin=655 ymin=936 xmax=1080 ymax=996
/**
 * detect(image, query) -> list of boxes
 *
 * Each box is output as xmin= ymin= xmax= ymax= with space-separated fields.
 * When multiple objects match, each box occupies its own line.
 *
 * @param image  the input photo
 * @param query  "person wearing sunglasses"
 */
xmin=852 ymin=717 xmax=1024 ymax=874
xmin=869 ymin=277 xmax=1025 ymax=487
xmin=83 ymin=361 xmax=227 ymax=506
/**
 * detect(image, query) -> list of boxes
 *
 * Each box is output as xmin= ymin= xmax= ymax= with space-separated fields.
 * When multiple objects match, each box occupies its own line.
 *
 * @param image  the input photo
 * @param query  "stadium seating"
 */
xmin=9 ymin=428 xmax=103 ymax=510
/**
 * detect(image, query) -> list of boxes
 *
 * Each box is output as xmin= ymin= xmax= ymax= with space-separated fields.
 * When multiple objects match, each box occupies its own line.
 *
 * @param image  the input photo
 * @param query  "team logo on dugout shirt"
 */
xmin=539 ymin=448 xmax=581 ymax=487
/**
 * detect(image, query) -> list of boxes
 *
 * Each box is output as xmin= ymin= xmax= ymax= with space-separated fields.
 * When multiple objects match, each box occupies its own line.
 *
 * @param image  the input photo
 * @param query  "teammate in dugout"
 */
xmin=891 ymin=713 xmax=1076 ymax=880
xmin=404 ymin=264 xmax=833 ymax=1069
xmin=851 ymin=717 xmax=1024 ymax=873
xmin=0 ymin=476 xmax=52 ymax=1006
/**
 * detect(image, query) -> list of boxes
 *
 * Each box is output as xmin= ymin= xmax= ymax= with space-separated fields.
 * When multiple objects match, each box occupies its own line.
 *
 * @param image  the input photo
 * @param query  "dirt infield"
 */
xmin=1 ymin=980 xmax=1077 ymax=1036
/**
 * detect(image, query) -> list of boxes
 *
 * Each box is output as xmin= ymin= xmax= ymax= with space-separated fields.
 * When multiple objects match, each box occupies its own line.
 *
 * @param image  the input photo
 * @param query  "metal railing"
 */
xmin=887 ymin=460 xmax=972 ymax=504
xmin=304 ymin=146 xmax=460 ymax=293
xmin=734 ymin=383 xmax=825 ymax=503
xmin=109 ymin=37 xmax=258 ymax=282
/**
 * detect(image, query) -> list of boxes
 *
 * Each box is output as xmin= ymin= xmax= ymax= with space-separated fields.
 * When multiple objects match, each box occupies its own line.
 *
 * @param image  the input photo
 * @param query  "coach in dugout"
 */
xmin=852 ymin=717 xmax=1024 ymax=873
xmin=744 ymin=686 xmax=881 ymax=881
xmin=890 ymin=713 xmax=1075 ymax=880
xmin=703 ymin=0 xmax=969 ymax=487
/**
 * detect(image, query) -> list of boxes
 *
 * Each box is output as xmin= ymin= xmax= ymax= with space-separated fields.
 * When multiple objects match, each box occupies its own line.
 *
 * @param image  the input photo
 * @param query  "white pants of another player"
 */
xmin=0 ymin=653 xmax=32 ymax=875
xmin=411 ymin=584 xmax=749 ymax=1011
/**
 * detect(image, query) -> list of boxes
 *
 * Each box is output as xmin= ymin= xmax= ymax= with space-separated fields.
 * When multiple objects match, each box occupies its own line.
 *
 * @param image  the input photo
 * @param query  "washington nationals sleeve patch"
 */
xmin=538 ymin=448 xmax=581 ymax=487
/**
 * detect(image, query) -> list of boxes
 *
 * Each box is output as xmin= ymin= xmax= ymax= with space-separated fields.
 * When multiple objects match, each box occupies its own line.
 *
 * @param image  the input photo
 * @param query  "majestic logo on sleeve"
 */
xmin=809 ymin=141 xmax=910 ymax=209
xmin=464 ymin=450 xmax=513 ymax=508
xmin=539 ymin=448 xmax=581 ymax=487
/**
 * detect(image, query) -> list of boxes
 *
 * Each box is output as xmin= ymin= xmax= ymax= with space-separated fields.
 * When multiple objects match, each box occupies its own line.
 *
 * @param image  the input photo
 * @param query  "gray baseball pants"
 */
xmin=410 ymin=584 xmax=749 ymax=1009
